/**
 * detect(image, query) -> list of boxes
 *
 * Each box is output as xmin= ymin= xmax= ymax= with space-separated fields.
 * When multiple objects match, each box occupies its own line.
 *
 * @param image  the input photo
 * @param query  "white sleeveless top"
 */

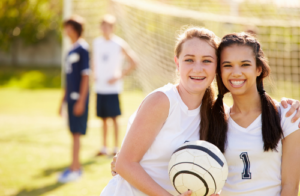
xmin=221 ymin=103 xmax=300 ymax=196
xmin=93 ymin=35 xmax=125 ymax=94
xmin=100 ymin=83 xmax=201 ymax=196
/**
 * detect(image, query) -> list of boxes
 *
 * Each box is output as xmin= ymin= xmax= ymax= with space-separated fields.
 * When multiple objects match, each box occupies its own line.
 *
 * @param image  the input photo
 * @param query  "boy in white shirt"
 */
xmin=93 ymin=14 xmax=138 ymax=156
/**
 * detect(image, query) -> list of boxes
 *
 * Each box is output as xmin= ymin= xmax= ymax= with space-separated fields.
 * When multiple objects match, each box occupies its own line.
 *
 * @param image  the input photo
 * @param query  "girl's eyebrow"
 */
xmin=241 ymin=60 xmax=251 ymax=63
xmin=203 ymin=55 xmax=214 ymax=59
xmin=184 ymin=54 xmax=195 ymax=57
xmin=222 ymin=60 xmax=252 ymax=65
xmin=222 ymin=61 xmax=231 ymax=65
xmin=184 ymin=54 xmax=214 ymax=59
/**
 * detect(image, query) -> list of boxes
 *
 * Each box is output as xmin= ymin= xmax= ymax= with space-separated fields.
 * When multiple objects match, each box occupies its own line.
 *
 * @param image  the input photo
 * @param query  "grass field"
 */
xmin=0 ymin=88 xmax=299 ymax=196
xmin=0 ymin=88 xmax=144 ymax=196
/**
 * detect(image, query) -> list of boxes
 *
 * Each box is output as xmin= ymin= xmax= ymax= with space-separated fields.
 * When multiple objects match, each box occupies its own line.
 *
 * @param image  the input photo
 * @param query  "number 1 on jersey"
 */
xmin=240 ymin=152 xmax=251 ymax=179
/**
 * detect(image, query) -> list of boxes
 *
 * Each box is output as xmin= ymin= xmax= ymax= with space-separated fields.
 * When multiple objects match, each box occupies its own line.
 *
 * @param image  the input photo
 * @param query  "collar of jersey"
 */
xmin=228 ymin=110 xmax=262 ymax=132
xmin=70 ymin=38 xmax=88 ymax=51
xmin=173 ymin=85 xmax=200 ymax=116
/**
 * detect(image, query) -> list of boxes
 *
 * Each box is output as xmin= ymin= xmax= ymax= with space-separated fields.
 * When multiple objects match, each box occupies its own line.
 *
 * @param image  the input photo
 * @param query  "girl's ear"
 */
xmin=174 ymin=56 xmax=179 ymax=71
xmin=256 ymin=66 xmax=262 ymax=77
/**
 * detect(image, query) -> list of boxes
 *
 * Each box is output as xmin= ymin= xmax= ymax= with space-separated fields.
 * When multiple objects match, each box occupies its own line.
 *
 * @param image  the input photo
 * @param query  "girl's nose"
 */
xmin=231 ymin=66 xmax=242 ymax=77
xmin=193 ymin=62 xmax=204 ymax=73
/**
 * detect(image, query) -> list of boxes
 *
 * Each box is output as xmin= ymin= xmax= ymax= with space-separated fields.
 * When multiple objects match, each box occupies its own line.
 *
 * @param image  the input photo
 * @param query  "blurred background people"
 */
xmin=58 ymin=15 xmax=90 ymax=183
xmin=92 ymin=14 xmax=138 ymax=156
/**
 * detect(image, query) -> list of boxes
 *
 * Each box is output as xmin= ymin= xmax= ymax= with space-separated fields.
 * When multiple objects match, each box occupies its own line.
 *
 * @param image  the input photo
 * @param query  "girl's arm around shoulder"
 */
xmin=278 ymin=98 xmax=300 ymax=127
xmin=115 ymin=91 xmax=173 ymax=196
xmin=279 ymin=104 xmax=300 ymax=137
xmin=281 ymin=129 xmax=300 ymax=196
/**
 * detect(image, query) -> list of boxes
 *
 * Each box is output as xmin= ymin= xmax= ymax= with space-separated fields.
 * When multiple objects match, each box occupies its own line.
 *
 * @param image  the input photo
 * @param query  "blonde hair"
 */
xmin=101 ymin=14 xmax=116 ymax=25
xmin=174 ymin=27 xmax=219 ymax=57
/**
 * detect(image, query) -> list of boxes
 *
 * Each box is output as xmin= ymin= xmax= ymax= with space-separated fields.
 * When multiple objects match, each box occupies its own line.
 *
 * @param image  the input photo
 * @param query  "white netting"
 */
xmin=70 ymin=0 xmax=300 ymax=98
xmin=72 ymin=0 xmax=109 ymax=45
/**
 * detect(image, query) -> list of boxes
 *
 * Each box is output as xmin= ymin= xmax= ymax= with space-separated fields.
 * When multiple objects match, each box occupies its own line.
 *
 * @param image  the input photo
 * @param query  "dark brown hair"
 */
xmin=63 ymin=15 xmax=85 ymax=37
xmin=174 ymin=27 xmax=219 ymax=140
xmin=207 ymin=32 xmax=283 ymax=152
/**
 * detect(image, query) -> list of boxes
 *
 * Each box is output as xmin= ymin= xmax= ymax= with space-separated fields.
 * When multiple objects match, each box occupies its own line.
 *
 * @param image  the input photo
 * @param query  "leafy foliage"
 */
xmin=0 ymin=0 xmax=62 ymax=51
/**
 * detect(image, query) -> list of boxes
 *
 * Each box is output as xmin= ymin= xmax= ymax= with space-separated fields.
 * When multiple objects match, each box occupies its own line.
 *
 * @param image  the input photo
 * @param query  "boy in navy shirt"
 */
xmin=58 ymin=15 xmax=89 ymax=183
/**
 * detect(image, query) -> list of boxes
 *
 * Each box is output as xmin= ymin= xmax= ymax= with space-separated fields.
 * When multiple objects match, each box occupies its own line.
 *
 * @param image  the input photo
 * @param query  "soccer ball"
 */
xmin=168 ymin=140 xmax=228 ymax=196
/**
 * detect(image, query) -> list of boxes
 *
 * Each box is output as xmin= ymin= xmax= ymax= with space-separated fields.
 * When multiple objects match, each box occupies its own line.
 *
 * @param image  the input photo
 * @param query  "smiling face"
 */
xmin=220 ymin=44 xmax=262 ymax=96
xmin=175 ymin=37 xmax=217 ymax=94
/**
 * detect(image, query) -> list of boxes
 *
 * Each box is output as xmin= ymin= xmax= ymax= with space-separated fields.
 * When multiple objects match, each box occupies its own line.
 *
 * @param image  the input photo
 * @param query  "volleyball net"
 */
xmin=67 ymin=0 xmax=300 ymax=98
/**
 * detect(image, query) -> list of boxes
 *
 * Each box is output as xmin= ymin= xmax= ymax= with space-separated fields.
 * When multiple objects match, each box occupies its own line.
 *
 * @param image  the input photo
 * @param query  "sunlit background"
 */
xmin=1 ymin=0 xmax=300 ymax=195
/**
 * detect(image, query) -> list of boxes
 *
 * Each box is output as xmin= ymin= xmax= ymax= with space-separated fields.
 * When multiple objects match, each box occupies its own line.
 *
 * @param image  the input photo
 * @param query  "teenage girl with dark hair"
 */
xmin=208 ymin=32 xmax=300 ymax=195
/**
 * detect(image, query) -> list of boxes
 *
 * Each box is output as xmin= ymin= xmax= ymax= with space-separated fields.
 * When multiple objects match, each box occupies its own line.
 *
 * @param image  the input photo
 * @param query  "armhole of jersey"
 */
xmin=159 ymin=90 xmax=172 ymax=117
xmin=113 ymin=36 xmax=127 ymax=54
xmin=136 ymin=90 xmax=171 ymax=118
xmin=123 ymin=85 xmax=174 ymax=147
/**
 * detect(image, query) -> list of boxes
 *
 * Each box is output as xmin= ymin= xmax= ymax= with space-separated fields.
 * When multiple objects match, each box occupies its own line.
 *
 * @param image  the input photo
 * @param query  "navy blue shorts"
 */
xmin=67 ymin=100 xmax=89 ymax=135
xmin=96 ymin=94 xmax=121 ymax=118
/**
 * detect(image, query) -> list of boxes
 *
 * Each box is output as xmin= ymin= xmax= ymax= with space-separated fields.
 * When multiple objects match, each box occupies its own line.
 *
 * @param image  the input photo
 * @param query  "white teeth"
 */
xmin=190 ymin=76 xmax=205 ymax=80
xmin=231 ymin=80 xmax=245 ymax=85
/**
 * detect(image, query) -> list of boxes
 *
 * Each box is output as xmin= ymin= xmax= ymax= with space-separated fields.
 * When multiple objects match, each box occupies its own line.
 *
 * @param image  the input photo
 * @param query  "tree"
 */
xmin=0 ymin=0 xmax=62 ymax=65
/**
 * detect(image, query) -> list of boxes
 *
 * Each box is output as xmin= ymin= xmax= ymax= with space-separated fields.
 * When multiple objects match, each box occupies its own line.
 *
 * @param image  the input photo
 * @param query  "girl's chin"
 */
xmin=188 ymin=86 xmax=209 ymax=93
xmin=228 ymin=89 xmax=247 ymax=96
xmin=181 ymin=81 xmax=212 ymax=93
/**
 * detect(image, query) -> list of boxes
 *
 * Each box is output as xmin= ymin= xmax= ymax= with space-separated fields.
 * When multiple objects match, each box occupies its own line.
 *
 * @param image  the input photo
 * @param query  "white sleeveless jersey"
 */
xmin=93 ymin=35 xmax=125 ymax=94
xmin=221 ymin=103 xmax=300 ymax=196
xmin=100 ymin=83 xmax=201 ymax=196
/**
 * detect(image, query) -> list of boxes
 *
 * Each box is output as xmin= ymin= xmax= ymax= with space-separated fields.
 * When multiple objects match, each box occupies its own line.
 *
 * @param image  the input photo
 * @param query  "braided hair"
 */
xmin=207 ymin=32 xmax=283 ymax=152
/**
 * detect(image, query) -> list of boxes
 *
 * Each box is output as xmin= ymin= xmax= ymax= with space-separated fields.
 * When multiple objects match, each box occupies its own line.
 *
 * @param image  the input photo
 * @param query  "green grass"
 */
xmin=0 ymin=88 xmax=144 ymax=196
xmin=0 ymin=66 xmax=62 ymax=89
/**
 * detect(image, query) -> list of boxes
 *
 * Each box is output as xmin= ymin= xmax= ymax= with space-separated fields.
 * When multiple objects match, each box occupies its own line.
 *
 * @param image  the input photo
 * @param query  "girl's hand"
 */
xmin=178 ymin=190 xmax=219 ymax=196
xmin=280 ymin=98 xmax=300 ymax=125
xmin=179 ymin=190 xmax=192 ymax=196
xmin=111 ymin=154 xmax=118 ymax=176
